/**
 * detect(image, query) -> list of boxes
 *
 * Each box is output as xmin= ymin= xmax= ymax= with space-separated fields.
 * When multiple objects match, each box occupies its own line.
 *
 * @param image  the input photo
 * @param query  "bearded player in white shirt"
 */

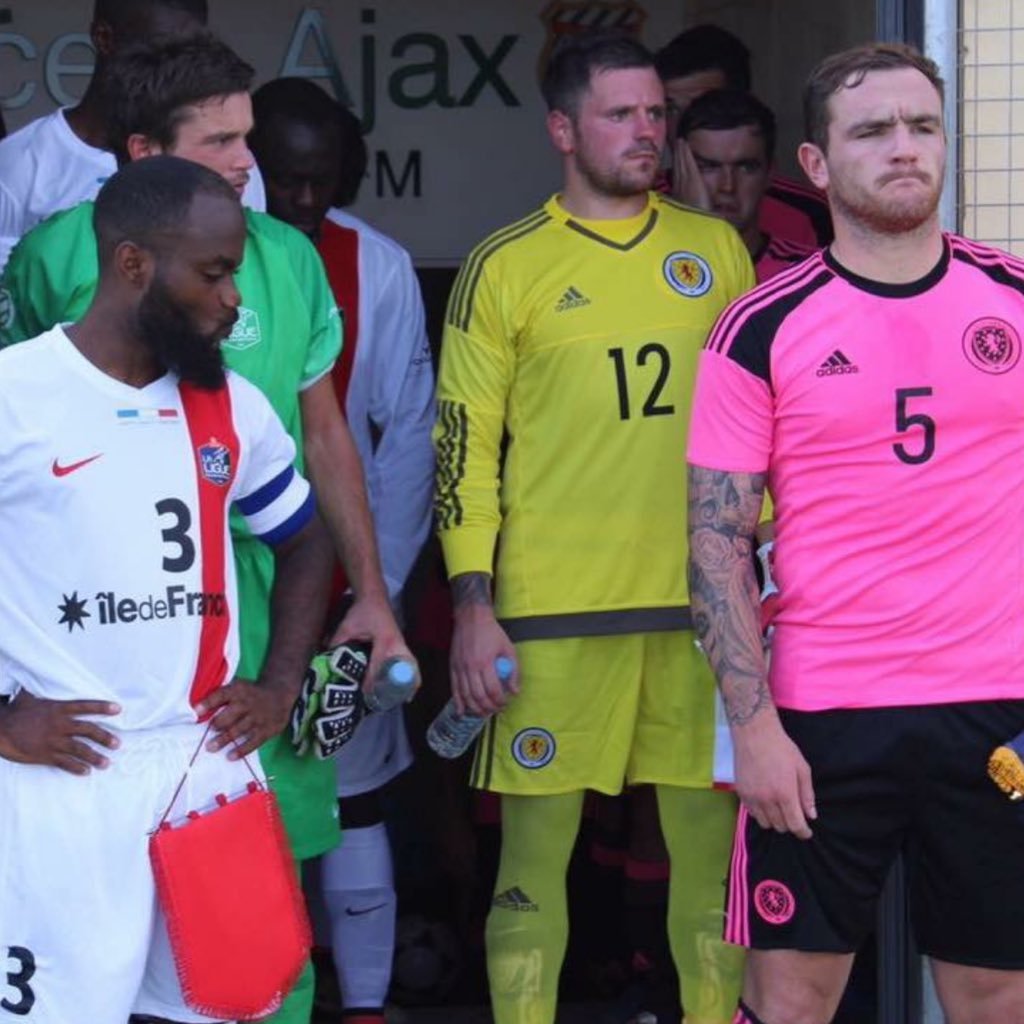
xmin=0 ymin=155 xmax=330 ymax=1024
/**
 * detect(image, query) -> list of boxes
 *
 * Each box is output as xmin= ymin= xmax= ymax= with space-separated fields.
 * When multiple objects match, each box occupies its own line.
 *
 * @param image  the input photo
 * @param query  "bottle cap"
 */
xmin=387 ymin=660 xmax=417 ymax=686
xmin=494 ymin=656 xmax=515 ymax=681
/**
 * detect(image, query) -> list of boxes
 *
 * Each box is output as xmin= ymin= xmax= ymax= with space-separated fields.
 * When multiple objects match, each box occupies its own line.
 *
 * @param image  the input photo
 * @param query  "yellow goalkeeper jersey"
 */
xmin=434 ymin=192 xmax=754 ymax=640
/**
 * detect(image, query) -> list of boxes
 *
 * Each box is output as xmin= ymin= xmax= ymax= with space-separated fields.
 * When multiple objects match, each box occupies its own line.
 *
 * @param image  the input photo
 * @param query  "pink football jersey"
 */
xmin=689 ymin=237 xmax=1024 ymax=710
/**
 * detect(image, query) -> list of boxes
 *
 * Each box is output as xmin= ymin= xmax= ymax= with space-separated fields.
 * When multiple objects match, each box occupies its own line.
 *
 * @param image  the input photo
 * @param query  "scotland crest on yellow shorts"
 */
xmin=512 ymin=727 xmax=556 ymax=769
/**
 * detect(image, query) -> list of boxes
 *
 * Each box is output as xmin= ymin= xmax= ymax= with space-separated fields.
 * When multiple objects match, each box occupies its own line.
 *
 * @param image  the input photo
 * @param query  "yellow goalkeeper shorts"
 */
xmin=469 ymin=630 xmax=732 ymax=795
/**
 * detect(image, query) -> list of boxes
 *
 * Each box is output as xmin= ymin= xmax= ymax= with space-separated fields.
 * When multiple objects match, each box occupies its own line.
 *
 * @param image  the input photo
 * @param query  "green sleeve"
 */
xmin=287 ymin=227 xmax=342 ymax=389
xmin=0 ymin=205 xmax=98 ymax=347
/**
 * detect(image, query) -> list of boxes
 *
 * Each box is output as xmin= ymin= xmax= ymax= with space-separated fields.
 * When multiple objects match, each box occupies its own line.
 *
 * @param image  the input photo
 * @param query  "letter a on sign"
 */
xmin=280 ymin=9 xmax=353 ymax=108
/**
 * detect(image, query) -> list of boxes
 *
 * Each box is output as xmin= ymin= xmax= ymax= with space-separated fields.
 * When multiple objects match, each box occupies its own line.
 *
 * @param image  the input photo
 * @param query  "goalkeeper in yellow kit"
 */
xmin=433 ymin=30 xmax=755 ymax=1024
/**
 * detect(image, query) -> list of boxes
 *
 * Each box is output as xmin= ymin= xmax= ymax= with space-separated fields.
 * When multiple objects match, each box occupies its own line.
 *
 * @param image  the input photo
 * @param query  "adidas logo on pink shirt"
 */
xmin=816 ymin=349 xmax=860 ymax=376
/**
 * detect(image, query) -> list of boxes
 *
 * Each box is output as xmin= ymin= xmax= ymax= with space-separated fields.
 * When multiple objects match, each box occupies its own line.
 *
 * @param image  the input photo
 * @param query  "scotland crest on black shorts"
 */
xmin=198 ymin=437 xmax=232 ymax=486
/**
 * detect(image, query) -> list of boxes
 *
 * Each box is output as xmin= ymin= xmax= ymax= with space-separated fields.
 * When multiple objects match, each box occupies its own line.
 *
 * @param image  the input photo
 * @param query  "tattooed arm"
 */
xmin=448 ymin=572 xmax=519 ymax=716
xmin=687 ymin=465 xmax=816 ymax=838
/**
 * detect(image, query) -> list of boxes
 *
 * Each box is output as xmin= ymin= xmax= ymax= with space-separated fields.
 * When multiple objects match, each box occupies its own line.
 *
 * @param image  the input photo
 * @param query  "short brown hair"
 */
xmin=105 ymin=32 xmax=254 ymax=164
xmin=803 ymin=43 xmax=944 ymax=151
xmin=541 ymin=31 xmax=655 ymax=117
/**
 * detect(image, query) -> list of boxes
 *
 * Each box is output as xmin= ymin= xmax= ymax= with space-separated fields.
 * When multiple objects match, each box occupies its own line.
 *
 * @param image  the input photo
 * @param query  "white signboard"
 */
xmin=0 ymin=1 xmax=687 ymax=263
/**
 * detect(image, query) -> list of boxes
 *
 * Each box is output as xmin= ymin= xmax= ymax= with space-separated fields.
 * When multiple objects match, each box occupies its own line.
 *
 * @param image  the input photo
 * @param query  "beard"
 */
xmin=575 ymin=142 xmax=661 ymax=199
xmin=830 ymin=169 xmax=941 ymax=235
xmin=136 ymin=276 xmax=230 ymax=390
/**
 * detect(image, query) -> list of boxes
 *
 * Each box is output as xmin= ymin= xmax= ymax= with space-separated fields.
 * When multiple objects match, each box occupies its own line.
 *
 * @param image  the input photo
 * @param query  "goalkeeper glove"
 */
xmin=290 ymin=643 xmax=370 ymax=758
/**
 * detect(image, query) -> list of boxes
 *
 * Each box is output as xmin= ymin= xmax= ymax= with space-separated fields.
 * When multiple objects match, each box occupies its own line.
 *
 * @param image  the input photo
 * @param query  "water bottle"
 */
xmin=756 ymin=540 xmax=778 ymax=602
xmin=363 ymin=656 xmax=420 ymax=713
xmin=327 ymin=642 xmax=419 ymax=713
xmin=426 ymin=656 xmax=515 ymax=759
xmin=756 ymin=540 xmax=779 ymax=640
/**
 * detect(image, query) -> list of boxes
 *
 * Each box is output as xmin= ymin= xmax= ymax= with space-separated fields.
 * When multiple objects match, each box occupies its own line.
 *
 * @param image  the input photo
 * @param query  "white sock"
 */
xmin=321 ymin=822 xmax=397 ymax=1009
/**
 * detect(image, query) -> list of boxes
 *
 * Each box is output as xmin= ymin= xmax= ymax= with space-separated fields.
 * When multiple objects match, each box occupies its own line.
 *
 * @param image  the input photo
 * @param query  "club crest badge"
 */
xmin=538 ymin=1 xmax=646 ymax=82
xmin=512 ymin=727 xmax=556 ymax=769
xmin=198 ymin=437 xmax=232 ymax=487
xmin=663 ymin=251 xmax=713 ymax=297
xmin=754 ymin=879 xmax=796 ymax=925
xmin=222 ymin=307 xmax=262 ymax=351
xmin=962 ymin=316 xmax=1021 ymax=375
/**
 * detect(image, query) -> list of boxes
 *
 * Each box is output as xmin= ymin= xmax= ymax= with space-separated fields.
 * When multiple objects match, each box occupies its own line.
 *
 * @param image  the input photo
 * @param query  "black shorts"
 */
xmin=724 ymin=700 xmax=1024 ymax=967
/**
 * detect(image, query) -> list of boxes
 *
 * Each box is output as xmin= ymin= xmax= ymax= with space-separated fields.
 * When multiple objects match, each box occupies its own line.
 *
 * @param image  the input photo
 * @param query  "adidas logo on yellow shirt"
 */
xmin=554 ymin=286 xmax=591 ymax=312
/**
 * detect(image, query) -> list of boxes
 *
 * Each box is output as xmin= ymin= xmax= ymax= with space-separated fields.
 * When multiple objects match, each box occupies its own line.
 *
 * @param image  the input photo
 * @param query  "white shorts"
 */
xmin=334 ymin=705 xmax=413 ymax=798
xmin=0 ymin=722 xmax=263 ymax=1024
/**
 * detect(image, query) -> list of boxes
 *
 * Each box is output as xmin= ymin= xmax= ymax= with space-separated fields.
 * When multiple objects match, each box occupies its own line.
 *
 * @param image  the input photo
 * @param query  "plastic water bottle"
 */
xmin=756 ymin=540 xmax=779 ymax=640
xmin=756 ymin=540 xmax=778 ymax=602
xmin=426 ymin=656 xmax=515 ymax=759
xmin=363 ymin=656 xmax=420 ymax=713
xmin=327 ymin=642 xmax=419 ymax=713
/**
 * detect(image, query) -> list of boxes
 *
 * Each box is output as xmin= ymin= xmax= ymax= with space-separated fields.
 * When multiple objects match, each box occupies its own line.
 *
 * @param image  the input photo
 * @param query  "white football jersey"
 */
xmin=322 ymin=207 xmax=435 ymax=600
xmin=0 ymin=108 xmax=267 ymax=271
xmin=0 ymin=326 xmax=311 ymax=729
xmin=318 ymin=209 xmax=435 ymax=794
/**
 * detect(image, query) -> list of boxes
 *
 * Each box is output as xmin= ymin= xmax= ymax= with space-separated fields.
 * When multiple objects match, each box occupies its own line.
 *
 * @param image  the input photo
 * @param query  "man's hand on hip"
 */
xmin=0 ymin=690 xmax=120 ymax=774
xmin=198 ymin=677 xmax=295 ymax=759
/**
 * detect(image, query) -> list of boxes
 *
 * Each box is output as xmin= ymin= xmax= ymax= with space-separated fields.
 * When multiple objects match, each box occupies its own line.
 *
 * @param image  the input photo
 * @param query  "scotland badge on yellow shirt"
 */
xmin=664 ymin=251 xmax=713 ymax=297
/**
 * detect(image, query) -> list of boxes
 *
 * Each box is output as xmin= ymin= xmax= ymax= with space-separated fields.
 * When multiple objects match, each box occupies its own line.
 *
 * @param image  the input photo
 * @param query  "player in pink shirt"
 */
xmin=687 ymin=43 xmax=1024 ymax=1024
